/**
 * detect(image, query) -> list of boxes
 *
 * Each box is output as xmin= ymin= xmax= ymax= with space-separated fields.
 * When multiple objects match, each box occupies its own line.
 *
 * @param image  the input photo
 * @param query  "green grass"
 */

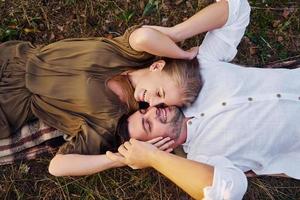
xmin=0 ymin=0 xmax=300 ymax=199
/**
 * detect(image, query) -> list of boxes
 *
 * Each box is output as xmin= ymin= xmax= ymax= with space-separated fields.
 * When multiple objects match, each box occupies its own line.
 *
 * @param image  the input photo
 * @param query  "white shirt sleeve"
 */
xmin=197 ymin=0 xmax=251 ymax=63
xmin=193 ymin=155 xmax=248 ymax=200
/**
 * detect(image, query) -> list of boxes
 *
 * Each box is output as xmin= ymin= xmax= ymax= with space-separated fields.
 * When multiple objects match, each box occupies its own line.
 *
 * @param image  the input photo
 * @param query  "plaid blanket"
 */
xmin=0 ymin=120 xmax=64 ymax=165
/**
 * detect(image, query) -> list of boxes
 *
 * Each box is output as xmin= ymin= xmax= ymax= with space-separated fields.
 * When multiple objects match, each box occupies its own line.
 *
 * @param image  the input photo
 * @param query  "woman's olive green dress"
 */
xmin=0 ymin=27 xmax=153 ymax=155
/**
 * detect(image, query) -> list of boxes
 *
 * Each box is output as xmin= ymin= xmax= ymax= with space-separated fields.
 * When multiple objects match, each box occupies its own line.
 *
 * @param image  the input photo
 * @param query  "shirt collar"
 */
xmin=182 ymin=118 xmax=197 ymax=152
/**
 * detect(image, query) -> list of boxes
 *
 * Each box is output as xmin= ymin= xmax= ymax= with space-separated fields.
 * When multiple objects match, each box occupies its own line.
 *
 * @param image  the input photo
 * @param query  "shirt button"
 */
xmin=200 ymin=113 xmax=205 ymax=117
xmin=222 ymin=102 xmax=226 ymax=106
xmin=276 ymin=94 xmax=281 ymax=98
xmin=248 ymin=97 xmax=253 ymax=101
xmin=188 ymin=121 xmax=192 ymax=125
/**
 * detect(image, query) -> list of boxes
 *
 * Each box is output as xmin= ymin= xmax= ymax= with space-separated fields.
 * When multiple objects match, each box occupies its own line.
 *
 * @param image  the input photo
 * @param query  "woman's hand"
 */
xmin=107 ymin=138 xmax=159 ymax=169
xmin=147 ymin=137 xmax=174 ymax=152
xmin=186 ymin=46 xmax=199 ymax=60
xmin=106 ymin=137 xmax=174 ymax=169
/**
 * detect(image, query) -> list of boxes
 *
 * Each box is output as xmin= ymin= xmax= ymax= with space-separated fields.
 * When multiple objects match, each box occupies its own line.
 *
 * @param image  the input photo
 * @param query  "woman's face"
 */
xmin=133 ymin=60 xmax=183 ymax=107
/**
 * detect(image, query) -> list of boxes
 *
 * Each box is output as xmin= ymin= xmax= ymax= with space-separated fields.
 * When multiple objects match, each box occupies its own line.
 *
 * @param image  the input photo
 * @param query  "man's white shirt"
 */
xmin=182 ymin=0 xmax=300 ymax=199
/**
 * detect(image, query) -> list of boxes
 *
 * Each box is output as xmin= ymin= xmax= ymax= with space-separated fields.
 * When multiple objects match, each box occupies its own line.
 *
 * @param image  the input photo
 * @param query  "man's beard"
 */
xmin=166 ymin=107 xmax=184 ymax=139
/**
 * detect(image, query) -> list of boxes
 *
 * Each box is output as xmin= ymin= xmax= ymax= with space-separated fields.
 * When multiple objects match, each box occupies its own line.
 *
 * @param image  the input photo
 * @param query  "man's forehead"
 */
xmin=128 ymin=111 xmax=143 ymax=133
xmin=129 ymin=110 xmax=142 ymax=122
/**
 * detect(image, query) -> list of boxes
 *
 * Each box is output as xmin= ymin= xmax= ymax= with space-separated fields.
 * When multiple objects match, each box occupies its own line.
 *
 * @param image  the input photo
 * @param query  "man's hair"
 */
xmin=115 ymin=114 xmax=130 ymax=148
xmin=162 ymin=57 xmax=202 ymax=107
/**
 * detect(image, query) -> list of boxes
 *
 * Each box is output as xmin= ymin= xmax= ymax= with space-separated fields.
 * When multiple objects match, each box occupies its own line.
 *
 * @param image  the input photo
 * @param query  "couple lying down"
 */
xmin=2 ymin=0 xmax=300 ymax=199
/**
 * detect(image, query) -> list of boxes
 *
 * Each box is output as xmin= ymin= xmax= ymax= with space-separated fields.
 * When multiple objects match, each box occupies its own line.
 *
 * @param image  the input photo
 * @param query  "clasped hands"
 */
xmin=106 ymin=137 xmax=174 ymax=169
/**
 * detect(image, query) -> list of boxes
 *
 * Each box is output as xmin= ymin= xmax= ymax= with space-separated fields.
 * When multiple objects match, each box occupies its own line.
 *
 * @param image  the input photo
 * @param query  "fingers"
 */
xmin=187 ymin=46 xmax=199 ymax=60
xmin=130 ymin=166 xmax=138 ymax=170
xmin=153 ymin=137 xmax=171 ymax=147
xmin=147 ymin=137 xmax=163 ymax=144
xmin=129 ymin=138 xmax=138 ymax=144
xmin=132 ymin=137 xmax=174 ymax=152
xmin=158 ymin=139 xmax=175 ymax=151
xmin=118 ymin=144 xmax=129 ymax=157
xmin=165 ymin=148 xmax=173 ymax=153
xmin=150 ymin=137 xmax=175 ymax=151
xmin=123 ymin=141 xmax=131 ymax=150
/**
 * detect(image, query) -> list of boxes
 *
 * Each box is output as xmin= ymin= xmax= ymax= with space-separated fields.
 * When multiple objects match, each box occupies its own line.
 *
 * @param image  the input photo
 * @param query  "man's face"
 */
xmin=128 ymin=106 xmax=185 ymax=144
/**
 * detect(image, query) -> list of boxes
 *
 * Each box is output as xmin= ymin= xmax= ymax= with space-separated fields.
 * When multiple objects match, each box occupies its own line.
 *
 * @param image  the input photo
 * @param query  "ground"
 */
xmin=0 ymin=0 xmax=300 ymax=199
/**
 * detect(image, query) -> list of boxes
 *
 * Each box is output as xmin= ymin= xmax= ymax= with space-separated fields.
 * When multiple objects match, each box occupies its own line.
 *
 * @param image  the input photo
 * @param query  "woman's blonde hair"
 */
xmin=112 ymin=57 xmax=201 ymax=113
xmin=162 ymin=57 xmax=202 ymax=107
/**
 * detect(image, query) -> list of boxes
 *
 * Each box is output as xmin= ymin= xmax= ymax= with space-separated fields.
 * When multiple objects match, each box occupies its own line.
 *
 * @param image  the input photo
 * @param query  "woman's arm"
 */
xmin=143 ymin=0 xmax=229 ymax=42
xmin=128 ymin=0 xmax=229 ymax=60
xmin=145 ymin=0 xmax=251 ymax=63
xmin=129 ymin=27 xmax=197 ymax=60
xmin=48 ymin=137 xmax=172 ymax=176
xmin=48 ymin=153 xmax=125 ymax=176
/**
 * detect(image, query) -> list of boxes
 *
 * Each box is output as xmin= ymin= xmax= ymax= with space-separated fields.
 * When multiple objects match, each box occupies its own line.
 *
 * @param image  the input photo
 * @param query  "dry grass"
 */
xmin=0 ymin=0 xmax=300 ymax=199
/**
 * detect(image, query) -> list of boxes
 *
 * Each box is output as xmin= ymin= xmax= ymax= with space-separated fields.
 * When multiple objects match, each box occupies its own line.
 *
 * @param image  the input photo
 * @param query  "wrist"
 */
xmin=171 ymin=25 xmax=185 ymax=42
xmin=147 ymin=148 xmax=162 ymax=168
xmin=186 ymin=51 xmax=193 ymax=60
xmin=181 ymin=51 xmax=193 ymax=60
xmin=167 ymin=26 xmax=180 ymax=42
xmin=110 ymin=159 xmax=123 ymax=168
xmin=103 ymin=153 xmax=124 ymax=168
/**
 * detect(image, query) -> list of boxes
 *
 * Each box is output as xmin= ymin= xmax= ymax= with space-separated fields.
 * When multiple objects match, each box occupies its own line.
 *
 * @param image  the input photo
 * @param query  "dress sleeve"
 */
xmin=192 ymin=155 xmax=248 ymax=200
xmin=100 ymin=25 xmax=155 ymax=63
xmin=57 ymin=123 xmax=115 ymax=155
xmin=197 ymin=0 xmax=251 ymax=63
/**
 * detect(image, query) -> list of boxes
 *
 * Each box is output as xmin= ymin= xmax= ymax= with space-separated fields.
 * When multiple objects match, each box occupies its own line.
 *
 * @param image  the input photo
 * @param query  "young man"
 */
xmin=106 ymin=0 xmax=300 ymax=199
xmin=107 ymin=104 xmax=300 ymax=199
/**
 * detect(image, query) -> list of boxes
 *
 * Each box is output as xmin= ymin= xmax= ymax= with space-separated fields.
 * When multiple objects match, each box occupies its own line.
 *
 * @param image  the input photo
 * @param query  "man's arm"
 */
xmin=146 ymin=150 xmax=214 ymax=199
xmin=48 ymin=153 xmax=124 ymax=176
xmin=128 ymin=0 xmax=229 ymax=60
xmin=107 ymin=139 xmax=248 ymax=199
xmin=107 ymin=139 xmax=213 ymax=199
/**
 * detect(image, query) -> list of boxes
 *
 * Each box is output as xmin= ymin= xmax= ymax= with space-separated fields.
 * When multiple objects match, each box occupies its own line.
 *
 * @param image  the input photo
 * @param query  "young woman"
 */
xmin=47 ymin=0 xmax=237 ymax=176
xmin=0 ymin=24 xmax=202 ymax=175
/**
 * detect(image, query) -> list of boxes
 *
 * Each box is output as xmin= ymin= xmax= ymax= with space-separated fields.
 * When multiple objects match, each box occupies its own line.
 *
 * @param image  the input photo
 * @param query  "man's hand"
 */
xmin=106 ymin=137 xmax=173 ymax=169
xmin=106 ymin=139 xmax=155 ymax=169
